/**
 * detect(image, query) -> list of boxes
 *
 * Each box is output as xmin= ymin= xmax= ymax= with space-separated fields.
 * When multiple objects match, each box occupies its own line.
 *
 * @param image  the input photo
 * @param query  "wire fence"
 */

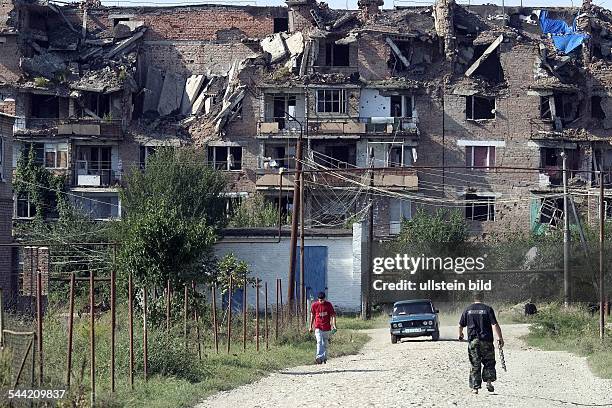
xmin=0 ymin=244 xmax=310 ymax=406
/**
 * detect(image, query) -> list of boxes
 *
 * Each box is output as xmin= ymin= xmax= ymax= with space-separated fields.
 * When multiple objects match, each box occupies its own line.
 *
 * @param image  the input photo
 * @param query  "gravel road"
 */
xmin=196 ymin=324 xmax=612 ymax=408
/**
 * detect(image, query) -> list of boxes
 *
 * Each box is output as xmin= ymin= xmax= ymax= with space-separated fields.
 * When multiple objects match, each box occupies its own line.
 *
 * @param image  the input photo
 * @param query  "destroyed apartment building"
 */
xmin=1 ymin=0 xmax=612 ymax=235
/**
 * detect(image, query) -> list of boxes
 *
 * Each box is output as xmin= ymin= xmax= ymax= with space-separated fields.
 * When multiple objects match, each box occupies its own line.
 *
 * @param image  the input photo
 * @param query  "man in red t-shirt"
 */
xmin=309 ymin=291 xmax=336 ymax=364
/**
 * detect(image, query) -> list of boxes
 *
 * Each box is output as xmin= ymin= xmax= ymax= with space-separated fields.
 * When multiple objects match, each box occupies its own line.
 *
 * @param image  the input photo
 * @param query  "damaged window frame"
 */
xmin=44 ymin=142 xmax=69 ymax=169
xmin=465 ymin=193 xmax=496 ymax=222
xmin=465 ymin=95 xmax=496 ymax=121
xmin=316 ymin=89 xmax=347 ymax=114
xmin=389 ymin=198 xmax=412 ymax=235
xmin=324 ymin=42 xmax=350 ymax=67
xmin=15 ymin=192 xmax=37 ymax=219
xmin=139 ymin=145 xmax=157 ymax=170
xmin=465 ymin=145 xmax=495 ymax=170
xmin=207 ymin=145 xmax=243 ymax=171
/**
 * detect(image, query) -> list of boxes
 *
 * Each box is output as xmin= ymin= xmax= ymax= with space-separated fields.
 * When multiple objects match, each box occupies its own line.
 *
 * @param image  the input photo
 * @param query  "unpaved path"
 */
xmin=197 ymin=324 xmax=612 ymax=408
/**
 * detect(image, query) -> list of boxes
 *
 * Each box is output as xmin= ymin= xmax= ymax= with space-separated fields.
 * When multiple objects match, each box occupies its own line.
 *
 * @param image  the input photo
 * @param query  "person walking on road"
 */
xmin=458 ymin=292 xmax=504 ymax=394
xmin=309 ymin=291 xmax=336 ymax=364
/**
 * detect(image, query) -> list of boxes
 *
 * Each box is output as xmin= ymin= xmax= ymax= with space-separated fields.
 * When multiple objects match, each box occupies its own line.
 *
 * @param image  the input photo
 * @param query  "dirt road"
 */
xmin=197 ymin=324 xmax=612 ymax=408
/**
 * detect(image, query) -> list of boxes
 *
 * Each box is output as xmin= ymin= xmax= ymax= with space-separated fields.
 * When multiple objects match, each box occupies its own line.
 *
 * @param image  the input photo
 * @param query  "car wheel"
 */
xmin=391 ymin=334 xmax=398 ymax=344
xmin=431 ymin=331 xmax=440 ymax=341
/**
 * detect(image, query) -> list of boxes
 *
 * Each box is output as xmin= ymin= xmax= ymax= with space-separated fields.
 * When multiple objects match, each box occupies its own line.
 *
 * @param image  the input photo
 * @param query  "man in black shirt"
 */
xmin=459 ymin=292 xmax=504 ymax=394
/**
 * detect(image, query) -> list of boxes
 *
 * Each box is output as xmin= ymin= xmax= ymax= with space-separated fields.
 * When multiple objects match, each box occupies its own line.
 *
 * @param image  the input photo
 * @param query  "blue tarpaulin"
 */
xmin=538 ymin=10 xmax=589 ymax=54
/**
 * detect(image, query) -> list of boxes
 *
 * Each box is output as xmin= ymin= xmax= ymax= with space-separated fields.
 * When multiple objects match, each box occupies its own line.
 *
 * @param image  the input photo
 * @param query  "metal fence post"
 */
xmin=36 ymin=271 xmax=43 ymax=387
xmin=66 ymin=273 xmax=75 ymax=387
xmin=128 ymin=272 xmax=134 ymax=389
xmin=212 ymin=285 xmax=219 ymax=354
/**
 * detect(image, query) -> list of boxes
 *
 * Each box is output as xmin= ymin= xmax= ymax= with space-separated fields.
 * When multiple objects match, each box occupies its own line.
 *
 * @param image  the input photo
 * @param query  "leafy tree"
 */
xmin=116 ymin=147 xmax=227 ymax=290
xmin=210 ymin=253 xmax=255 ymax=294
xmin=229 ymin=193 xmax=279 ymax=227
xmin=397 ymin=208 xmax=469 ymax=248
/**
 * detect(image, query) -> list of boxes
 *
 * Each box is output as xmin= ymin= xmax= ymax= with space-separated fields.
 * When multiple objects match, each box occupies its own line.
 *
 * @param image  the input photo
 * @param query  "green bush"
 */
xmin=529 ymin=305 xmax=597 ymax=338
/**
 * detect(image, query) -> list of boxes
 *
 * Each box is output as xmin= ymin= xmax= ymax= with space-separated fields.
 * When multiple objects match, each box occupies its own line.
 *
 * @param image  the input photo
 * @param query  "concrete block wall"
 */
xmin=215 ymin=234 xmax=361 ymax=311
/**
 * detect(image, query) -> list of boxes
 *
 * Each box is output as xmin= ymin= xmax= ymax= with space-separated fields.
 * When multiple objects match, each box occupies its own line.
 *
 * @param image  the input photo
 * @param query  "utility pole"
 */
xmin=362 ymin=147 xmax=374 ymax=320
xmin=600 ymin=168 xmax=605 ymax=340
xmin=287 ymin=113 xmax=303 ymax=305
xmin=562 ymin=151 xmax=570 ymax=307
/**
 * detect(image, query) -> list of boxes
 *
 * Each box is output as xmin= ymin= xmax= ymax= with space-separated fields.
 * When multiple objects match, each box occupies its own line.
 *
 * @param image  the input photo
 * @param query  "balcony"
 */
xmin=13 ymin=117 xmax=123 ymax=139
xmin=529 ymin=118 xmax=562 ymax=140
xmin=255 ymin=170 xmax=295 ymax=191
xmin=74 ymin=165 xmax=122 ymax=188
xmin=257 ymin=117 xmax=419 ymax=137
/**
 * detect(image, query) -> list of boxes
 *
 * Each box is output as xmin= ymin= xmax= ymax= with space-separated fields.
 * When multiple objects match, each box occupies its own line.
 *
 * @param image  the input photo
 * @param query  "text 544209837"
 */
xmin=7 ymin=389 xmax=66 ymax=399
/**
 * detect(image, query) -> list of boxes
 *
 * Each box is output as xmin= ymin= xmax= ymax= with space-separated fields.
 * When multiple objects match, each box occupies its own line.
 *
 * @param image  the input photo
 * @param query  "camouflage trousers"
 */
xmin=468 ymin=338 xmax=496 ymax=389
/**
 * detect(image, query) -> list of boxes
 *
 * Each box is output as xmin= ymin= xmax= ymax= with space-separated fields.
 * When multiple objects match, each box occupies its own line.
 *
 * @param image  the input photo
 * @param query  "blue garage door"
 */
xmin=295 ymin=246 xmax=328 ymax=303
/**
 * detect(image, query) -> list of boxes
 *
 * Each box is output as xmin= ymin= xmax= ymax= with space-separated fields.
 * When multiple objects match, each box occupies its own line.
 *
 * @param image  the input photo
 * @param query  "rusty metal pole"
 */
xmin=227 ymin=276 xmax=233 ymax=354
xmin=279 ymin=279 xmax=283 ymax=329
xmin=264 ymin=282 xmax=269 ymax=350
xmin=243 ymin=278 xmax=247 ymax=352
xmin=66 ymin=273 xmax=75 ymax=387
xmin=110 ymin=246 xmax=116 ymax=393
xmin=192 ymin=281 xmax=201 ymax=360
xmin=275 ymin=279 xmax=279 ymax=341
xmin=255 ymin=280 xmax=260 ymax=352
xmin=36 ymin=271 xmax=43 ymax=386
xmin=89 ymin=269 xmax=95 ymax=406
xmin=128 ymin=273 xmax=134 ymax=389
xmin=0 ymin=289 xmax=3 ymax=349
xmin=166 ymin=279 xmax=171 ymax=332
xmin=184 ymin=284 xmax=188 ymax=350
xmin=212 ymin=285 xmax=219 ymax=354
xmin=143 ymin=287 xmax=148 ymax=382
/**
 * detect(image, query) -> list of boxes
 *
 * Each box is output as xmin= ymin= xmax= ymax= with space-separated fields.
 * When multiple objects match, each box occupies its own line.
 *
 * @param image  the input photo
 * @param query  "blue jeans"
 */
xmin=315 ymin=329 xmax=331 ymax=360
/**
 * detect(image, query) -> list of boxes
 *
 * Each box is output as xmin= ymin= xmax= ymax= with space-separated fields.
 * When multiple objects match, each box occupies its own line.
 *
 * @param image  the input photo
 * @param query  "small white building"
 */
xmin=214 ymin=223 xmax=365 ymax=312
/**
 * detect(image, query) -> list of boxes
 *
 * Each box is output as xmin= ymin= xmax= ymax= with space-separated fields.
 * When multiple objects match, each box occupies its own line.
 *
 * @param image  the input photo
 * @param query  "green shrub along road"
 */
xmin=523 ymin=304 xmax=612 ymax=379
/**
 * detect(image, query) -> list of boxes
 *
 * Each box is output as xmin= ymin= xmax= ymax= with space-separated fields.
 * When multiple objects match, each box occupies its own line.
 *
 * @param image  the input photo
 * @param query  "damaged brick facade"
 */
xmin=0 ymin=0 xmax=611 ymax=242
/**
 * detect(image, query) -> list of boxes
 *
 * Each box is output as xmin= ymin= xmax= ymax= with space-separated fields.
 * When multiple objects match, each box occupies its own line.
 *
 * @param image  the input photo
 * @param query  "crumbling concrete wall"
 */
xmin=0 ymin=0 xmax=15 ymax=31
xmin=0 ymin=34 xmax=20 ymax=84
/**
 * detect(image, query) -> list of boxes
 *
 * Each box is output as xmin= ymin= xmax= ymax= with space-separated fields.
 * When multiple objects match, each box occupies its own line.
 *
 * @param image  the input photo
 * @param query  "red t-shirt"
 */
xmin=311 ymin=300 xmax=336 ymax=331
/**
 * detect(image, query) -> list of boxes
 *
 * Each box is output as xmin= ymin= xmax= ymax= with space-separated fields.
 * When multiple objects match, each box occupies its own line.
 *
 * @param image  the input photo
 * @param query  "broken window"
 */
xmin=465 ymin=146 xmax=495 ymax=169
xmin=139 ymin=146 xmax=157 ymax=169
xmin=325 ymin=43 xmax=350 ymax=67
xmin=15 ymin=193 xmax=36 ymax=219
xmin=387 ymin=38 xmax=436 ymax=73
xmin=540 ymin=96 xmax=553 ymax=120
xmin=22 ymin=143 xmax=44 ymax=165
xmin=465 ymin=194 xmax=495 ymax=221
xmin=592 ymin=96 xmax=606 ymax=120
xmin=273 ymin=17 xmax=288 ymax=33
xmin=467 ymin=43 xmax=504 ymax=82
xmin=539 ymin=197 xmax=564 ymax=227
xmin=388 ymin=145 xmax=413 ymax=167
xmin=316 ymin=90 xmax=346 ymax=114
xmin=389 ymin=199 xmax=411 ymax=234
xmin=389 ymin=95 xmax=413 ymax=118
xmin=312 ymin=142 xmax=356 ymax=167
xmin=44 ymin=142 xmax=68 ymax=169
xmin=208 ymin=146 xmax=243 ymax=171
xmin=602 ymin=198 xmax=612 ymax=220
xmin=79 ymin=93 xmax=111 ymax=119
xmin=72 ymin=193 xmax=120 ymax=220
xmin=263 ymin=144 xmax=295 ymax=169
xmin=540 ymin=93 xmax=578 ymax=123
xmin=270 ymin=95 xmax=297 ymax=129
xmin=540 ymin=148 xmax=576 ymax=186
xmin=30 ymin=94 xmax=59 ymax=118
xmin=76 ymin=146 xmax=113 ymax=186
xmin=112 ymin=17 xmax=131 ymax=27
xmin=466 ymin=96 xmax=495 ymax=120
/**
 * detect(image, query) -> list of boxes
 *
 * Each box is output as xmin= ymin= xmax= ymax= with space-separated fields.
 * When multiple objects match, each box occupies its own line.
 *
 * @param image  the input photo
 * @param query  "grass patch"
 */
xmin=336 ymin=313 xmax=388 ymax=330
xmin=1 ymin=306 xmax=369 ymax=407
xmin=523 ymin=304 xmax=612 ymax=379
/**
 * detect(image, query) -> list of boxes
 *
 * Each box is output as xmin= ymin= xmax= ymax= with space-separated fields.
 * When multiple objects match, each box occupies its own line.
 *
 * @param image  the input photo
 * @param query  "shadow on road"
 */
xmin=398 ymin=338 xmax=462 ymax=343
xmin=281 ymin=369 xmax=387 ymax=376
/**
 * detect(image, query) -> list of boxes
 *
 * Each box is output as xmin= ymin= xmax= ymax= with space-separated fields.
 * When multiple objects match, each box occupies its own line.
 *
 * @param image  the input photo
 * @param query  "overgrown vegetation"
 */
xmin=1 ymin=306 xmax=369 ymax=407
xmin=228 ymin=193 xmax=279 ymax=228
xmin=524 ymin=304 xmax=612 ymax=379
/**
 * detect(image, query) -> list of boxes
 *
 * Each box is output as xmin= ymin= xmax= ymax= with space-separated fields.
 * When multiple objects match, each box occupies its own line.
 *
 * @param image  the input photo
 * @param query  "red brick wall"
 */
xmin=0 ymin=115 xmax=13 ymax=300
